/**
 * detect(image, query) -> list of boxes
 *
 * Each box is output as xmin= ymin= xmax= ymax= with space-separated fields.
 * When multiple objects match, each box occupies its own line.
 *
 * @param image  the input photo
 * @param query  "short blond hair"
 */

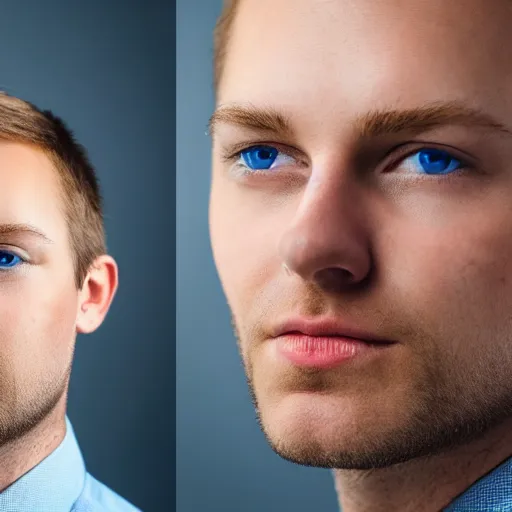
xmin=0 ymin=92 xmax=106 ymax=289
xmin=213 ymin=0 xmax=241 ymax=93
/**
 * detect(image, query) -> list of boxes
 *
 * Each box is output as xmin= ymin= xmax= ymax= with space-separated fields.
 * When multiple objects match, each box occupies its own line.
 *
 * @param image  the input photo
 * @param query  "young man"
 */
xmin=0 ymin=93 xmax=140 ymax=511
xmin=208 ymin=0 xmax=512 ymax=510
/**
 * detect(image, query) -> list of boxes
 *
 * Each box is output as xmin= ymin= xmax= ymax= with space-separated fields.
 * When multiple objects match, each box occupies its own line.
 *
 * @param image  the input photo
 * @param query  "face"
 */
xmin=0 ymin=142 xmax=87 ymax=442
xmin=209 ymin=0 xmax=512 ymax=469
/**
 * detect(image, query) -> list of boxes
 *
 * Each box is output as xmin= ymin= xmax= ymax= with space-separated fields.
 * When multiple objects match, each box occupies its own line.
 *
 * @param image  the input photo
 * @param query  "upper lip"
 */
xmin=273 ymin=317 xmax=395 ymax=344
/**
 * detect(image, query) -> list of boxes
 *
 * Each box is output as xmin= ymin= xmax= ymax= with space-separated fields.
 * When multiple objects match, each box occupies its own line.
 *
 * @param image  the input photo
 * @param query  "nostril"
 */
xmin=314 ymin=267 xmax=354 ymax=292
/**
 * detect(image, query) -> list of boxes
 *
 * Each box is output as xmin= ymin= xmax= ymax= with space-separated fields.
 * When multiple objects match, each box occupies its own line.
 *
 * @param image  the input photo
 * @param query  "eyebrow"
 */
xmin=0 ymin=223 xmax=54 ymax=244
xmin=209 ymin=104 xmax=294 ymax=137
xmin=208 ymin=101 xmax=511 ymax=139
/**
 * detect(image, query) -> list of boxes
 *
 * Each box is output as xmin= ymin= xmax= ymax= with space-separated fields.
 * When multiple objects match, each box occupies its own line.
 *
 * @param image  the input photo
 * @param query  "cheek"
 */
xmin=383 ymin=211 xmax=512 ymax=352
xmin=0 ymin=272 xmax=79 ymax=381
xmin=210 ymin=177 xmax=283 ymax=313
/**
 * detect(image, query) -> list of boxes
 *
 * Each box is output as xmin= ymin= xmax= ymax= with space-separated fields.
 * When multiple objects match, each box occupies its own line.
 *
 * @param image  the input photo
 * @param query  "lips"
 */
xmin=271 ymin=317 xmax=395 ymax=369
xmin=272 ymin=317 xmax=394 ymax=345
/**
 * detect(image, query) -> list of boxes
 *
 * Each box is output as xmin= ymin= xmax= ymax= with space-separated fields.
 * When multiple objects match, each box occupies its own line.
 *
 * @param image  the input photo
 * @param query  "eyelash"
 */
xmin=222 ymin=143 xmax=473 ymax=178
xmin=0 ymin=249 xmax=27 ymax=272
xmin=222 ymin=143 xmax=305 ymax=178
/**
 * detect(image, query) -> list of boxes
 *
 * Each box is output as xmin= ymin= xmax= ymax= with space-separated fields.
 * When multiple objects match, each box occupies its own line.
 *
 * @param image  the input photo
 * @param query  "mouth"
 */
xmin=271 ymin=317 xmax=396 ymax=369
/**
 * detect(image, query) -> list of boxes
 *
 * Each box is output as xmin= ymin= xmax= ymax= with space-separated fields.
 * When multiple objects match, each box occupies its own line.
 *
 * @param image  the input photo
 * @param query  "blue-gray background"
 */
xmin=0 ymin=2 xmax=173 ymax=511
xmin=177 ymin=1 xmax=338 ymax=511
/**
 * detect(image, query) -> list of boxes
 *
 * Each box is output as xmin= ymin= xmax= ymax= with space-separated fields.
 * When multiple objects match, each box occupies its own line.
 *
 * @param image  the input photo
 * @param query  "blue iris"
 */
xmin=0 ymin=252 xmax=21 ymax=269
xmin=241 ymin=146 xmax=279 ymax=170
xmin=239 ymin=146 xmax=461 ymax=175
xmin=414 ymin=149 xmax=462 ymax=175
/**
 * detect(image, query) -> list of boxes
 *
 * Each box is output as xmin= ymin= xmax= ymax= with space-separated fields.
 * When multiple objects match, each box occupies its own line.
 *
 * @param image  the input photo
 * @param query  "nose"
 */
xmin=278 ymin=176 xmax=372 ymax=291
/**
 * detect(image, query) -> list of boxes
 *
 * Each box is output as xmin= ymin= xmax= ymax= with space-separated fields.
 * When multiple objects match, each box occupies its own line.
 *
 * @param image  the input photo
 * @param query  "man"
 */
xmin=208 ymin=0 xmax=512 ymax=510
xmin=0 ymin=92 xmax=140 ymax=511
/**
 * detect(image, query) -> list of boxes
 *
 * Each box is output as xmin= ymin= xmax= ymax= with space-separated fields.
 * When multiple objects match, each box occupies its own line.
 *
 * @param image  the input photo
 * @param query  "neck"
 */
xmin=0 ymin=398 xmax=67 ymax=493
xmin=333 ymin=418 xmax=512 ymax=512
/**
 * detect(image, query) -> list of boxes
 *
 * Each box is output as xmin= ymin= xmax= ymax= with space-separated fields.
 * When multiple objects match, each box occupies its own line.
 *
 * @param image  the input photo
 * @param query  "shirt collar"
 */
xmin=444 ymin=455 xmax=512 ymax=511
xmin=0 ymin=416 xmax=85 ymax=511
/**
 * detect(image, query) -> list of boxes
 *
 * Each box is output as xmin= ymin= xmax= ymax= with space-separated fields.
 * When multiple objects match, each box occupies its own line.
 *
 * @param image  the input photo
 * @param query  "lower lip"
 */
xmin=275 ymin=334 xmax=390 ymax=369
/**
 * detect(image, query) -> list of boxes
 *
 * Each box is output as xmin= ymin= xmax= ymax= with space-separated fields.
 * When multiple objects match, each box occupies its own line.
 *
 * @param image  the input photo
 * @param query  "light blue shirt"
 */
xmin=0 ymin=417 xmax=142 ymax=511
xmin=444 ymin=455 xmax=512 ymax=511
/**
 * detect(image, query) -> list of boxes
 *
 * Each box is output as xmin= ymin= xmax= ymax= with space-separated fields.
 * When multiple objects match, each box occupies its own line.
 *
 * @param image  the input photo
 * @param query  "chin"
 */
xmin=261 ymin=412 xmax=409 ymax=470
xmin=261 ymin=416 xmax=364 ymax=469
xmin=255 ymin=391 xmax=418 ymax=470
xmin=258 ymin=393 xmax=360 ymax=461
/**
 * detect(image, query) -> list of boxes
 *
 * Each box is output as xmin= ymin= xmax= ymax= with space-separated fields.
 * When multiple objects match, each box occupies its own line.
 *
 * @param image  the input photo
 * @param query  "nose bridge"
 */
xmin=278 ymin=172 xmax=371 ymax=286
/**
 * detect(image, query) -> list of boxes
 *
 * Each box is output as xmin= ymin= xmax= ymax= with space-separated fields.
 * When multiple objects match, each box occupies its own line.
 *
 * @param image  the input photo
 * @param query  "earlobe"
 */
xmin=76 ymin=255 xmax=118 ymax=335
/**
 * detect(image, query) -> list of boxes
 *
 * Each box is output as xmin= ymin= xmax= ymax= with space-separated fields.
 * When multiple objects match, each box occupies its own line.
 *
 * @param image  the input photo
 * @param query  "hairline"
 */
xmin=214 ymin=0 xmax=241 ymax=94
xmin=0 ymin=95 xmax=106 ymax=290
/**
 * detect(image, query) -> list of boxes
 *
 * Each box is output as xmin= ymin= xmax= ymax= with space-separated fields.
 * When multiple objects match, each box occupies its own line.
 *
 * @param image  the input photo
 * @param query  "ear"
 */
xmin=76 ymin=255 xmax=119 ymax=334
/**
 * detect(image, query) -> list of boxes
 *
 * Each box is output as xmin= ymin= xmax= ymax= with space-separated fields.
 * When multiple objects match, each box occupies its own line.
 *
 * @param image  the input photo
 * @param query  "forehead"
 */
xmin=0 ymin=142 xmax=66 ymax=241
xmin=219 ymin=0 xmax=512 ymax=121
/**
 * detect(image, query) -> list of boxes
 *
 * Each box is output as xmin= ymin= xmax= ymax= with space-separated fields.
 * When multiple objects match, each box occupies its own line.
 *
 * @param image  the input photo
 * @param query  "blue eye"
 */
xmin=0 ymin=251 xmax=22 ymax=269
xmin=408 ymin=149 xmax=463 ymax=175
xmin=241 ymin=146 xmax=279 ymax=170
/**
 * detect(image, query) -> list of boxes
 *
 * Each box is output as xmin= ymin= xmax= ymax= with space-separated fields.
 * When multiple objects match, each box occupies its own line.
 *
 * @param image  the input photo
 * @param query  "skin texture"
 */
xmin=209 ymin=0 xmax=512 ymax=510
xmin=0 ymin=142 xmax=117 ymax=492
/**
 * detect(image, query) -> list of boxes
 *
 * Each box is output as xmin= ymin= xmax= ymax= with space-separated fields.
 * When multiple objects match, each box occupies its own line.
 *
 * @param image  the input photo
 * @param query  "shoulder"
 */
xmin=71 ymin=472 xmax=142 ymax=512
